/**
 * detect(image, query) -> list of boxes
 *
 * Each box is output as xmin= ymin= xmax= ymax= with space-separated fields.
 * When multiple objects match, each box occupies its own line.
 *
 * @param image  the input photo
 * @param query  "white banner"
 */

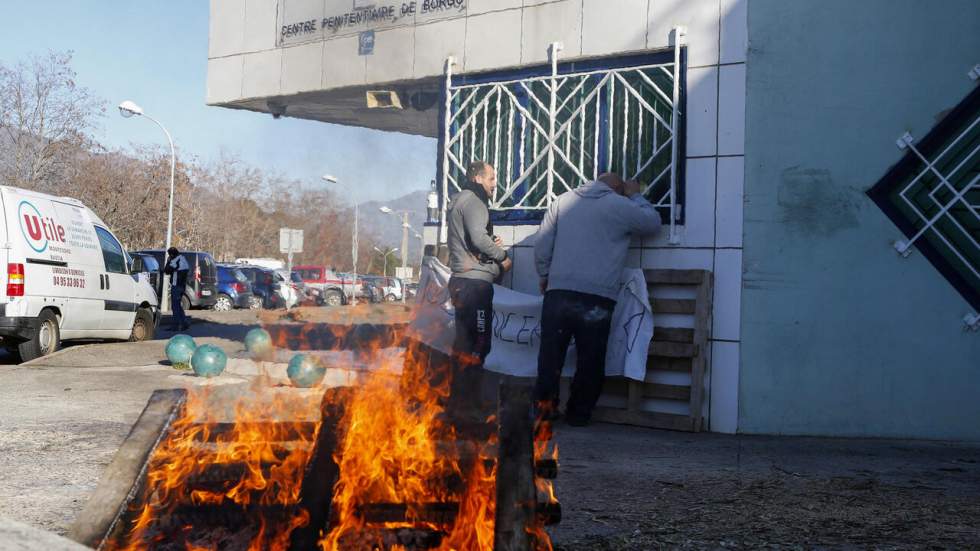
xmin=407 ymin=257 xmax=653 ymax=381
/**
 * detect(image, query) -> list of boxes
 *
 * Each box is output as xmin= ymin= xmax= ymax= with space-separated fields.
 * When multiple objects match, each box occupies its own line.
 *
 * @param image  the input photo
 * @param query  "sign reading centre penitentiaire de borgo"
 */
xmin=277 ymin=0 xmax=467 ymax=46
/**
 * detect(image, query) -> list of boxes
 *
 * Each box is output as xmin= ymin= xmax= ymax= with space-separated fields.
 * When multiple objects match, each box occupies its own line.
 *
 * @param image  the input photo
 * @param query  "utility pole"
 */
xmin=401 ymin=212 xmax=409 ymax=272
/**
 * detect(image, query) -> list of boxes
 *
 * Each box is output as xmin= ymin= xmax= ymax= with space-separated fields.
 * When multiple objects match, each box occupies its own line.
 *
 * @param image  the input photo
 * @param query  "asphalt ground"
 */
xmin=1 ymin=305 xmax=978 ymax=549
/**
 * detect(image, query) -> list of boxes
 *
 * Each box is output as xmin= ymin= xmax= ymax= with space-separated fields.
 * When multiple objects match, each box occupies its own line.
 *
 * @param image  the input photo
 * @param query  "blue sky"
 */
xmin=0 ymin=1 xmax=436 ymax=204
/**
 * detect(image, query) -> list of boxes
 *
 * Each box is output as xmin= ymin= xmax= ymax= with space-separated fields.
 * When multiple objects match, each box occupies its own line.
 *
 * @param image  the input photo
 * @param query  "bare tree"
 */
xmin=0 ymin=51 xmax=104 ymax=190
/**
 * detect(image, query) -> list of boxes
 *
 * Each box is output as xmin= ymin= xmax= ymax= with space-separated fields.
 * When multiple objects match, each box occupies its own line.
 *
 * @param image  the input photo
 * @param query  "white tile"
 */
xmin=206 ymin=56 xmax=244 ymax=104
xmin=720 ymin=0 xmax=747 ymax=64
xmin=242 ymin=49 xmax=282 ymax=98
xmin=243 ymin=0 xmax=279 ymax=52
xmin=322 ymin=36 xmax=367 ymax=88
xmin=414 ymin=18 xmax=467 ymax=78
xmin=280 ymin=0 xmax=326 ymax=44
xmin=685 ymin=66 xmax=718 ymax=158
xmin=367 ymin=26 xmax=415 ymax=83
xmin=209 ymin=0 xmax=245 ymax=58
xmin=281 ymin=42 xmax=323 ymax=94
xmin=522 ymin=0 xmax=583 ymax=64
xmin=493 ymin=225 xmax=516 ymax=247
xmin=523 ymin=0 xmax=554 ymax=5
xmin=581 ymin=0 xmax=648 ymax=56
xmin=709 ymin=341 xmax=738 ymax=434
xmin=642 ymin=247 xmax=713 ymax=270
xmin=680 ymin=157 xmax=716 ymax=247
xmin=511 ymin=246 xmax=540 ymax=295
xmin=471 ymin=0 xmax=522 ymax=14
xmin=711 ymin=248 xmax=741 ymax=341
xmin=718 ymin=63 xmax=745 ymax=155
xmin=513 ymin=225 xmax=540 ymax=246
xmin=715 ymin=156 xmax=743 ymax=247
xmin=465 ymin=10 xmax=523 ymax=72
xmin=648 ymin=0 xmax=719 ymax=67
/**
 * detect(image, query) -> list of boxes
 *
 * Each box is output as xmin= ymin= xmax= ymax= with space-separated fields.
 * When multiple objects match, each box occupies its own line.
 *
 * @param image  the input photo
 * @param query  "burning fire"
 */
xmin=106 ymin=326 xmax=555 ymax=550
xmin=109 ymin=382 xmax=323 ymax=550
xmin=322 ymin=342 xmax=498 ymax=550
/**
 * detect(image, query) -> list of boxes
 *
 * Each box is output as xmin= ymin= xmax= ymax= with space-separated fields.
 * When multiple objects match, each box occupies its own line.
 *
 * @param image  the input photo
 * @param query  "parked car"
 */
xmin=0 ymin=186 xmax=159 ymax=361
xmin=237 ymin=266 xmax=281 ymax=309
xmin=215 ymin=265 xmax=259 ymax=311
xmin=274 ymin=269 xmax=299 ymax=308
xmin=363 ymin=276 xmax=404 ymax=301
xmin=292 ymin=265 xmax=353 ymax=307
xmin=131 ymin=253 xmax=162 ymax=301
xmin=134 ymin=250 xmax=218 ymax=311
xmin=404 ymin=282 xmax=419 ymax=299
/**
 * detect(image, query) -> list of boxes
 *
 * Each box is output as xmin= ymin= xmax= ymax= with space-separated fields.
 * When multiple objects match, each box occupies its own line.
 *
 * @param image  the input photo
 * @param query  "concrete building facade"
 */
xmin=207 ymin=0 xmax=980 ymax=439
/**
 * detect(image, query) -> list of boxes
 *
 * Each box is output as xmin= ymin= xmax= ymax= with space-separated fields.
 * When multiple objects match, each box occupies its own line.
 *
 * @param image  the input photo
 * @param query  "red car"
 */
xmin=291 ymin=265 xmax=354 ymax=307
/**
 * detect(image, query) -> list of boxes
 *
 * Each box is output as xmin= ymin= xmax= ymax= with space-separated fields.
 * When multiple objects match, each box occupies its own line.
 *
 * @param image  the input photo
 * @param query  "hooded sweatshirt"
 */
xmin=447 ymin=182 xmax=508 ymax=282
xmin=534 ymin=180 xmax=662 ymax=300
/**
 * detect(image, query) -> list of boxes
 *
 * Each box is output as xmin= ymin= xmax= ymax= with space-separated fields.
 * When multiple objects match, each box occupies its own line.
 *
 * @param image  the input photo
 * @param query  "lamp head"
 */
xmin=379 ymin=206 xmax=393 ymax=214
xmin=321 ymin=174 xmax=339 ymax=183
xmin=118 ymin=100 xmax=143 ymax=118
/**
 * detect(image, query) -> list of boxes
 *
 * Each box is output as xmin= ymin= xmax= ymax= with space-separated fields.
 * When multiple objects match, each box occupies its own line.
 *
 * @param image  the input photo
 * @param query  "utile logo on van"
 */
xmin=19 ymin=200 xmax=66 ymax=253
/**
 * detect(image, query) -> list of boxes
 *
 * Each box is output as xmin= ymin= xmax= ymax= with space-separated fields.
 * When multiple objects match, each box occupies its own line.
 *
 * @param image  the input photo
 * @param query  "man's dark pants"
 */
xmin=170 ymin=284 xmax=187 ymax=329
xmin=535 ymin=289 xmax=616 ymax=423
xmin=448 ymin=276 xmax=493 ymax=410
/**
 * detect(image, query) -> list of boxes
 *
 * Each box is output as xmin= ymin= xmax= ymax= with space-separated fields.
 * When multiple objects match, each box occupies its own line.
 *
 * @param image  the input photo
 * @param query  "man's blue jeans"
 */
xmin=171 ymin=285 xmax=187 ymax=328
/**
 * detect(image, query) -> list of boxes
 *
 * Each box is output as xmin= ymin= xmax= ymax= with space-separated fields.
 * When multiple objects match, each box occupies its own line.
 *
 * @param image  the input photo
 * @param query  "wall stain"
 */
xmin=777 ymin=166 xmax=861 ymax=236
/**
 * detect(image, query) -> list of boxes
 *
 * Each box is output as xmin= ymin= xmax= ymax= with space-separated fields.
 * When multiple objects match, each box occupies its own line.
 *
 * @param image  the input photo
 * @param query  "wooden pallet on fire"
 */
xmin=69 ymin=341 xmax=559 ymax=551
xmin=592 ymin=268 xmax=714 ymax=432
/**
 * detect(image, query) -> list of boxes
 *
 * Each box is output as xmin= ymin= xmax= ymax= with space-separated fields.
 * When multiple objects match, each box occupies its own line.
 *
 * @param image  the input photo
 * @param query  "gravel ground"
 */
xmin=1 ymin=305 xmax=978 ymax=549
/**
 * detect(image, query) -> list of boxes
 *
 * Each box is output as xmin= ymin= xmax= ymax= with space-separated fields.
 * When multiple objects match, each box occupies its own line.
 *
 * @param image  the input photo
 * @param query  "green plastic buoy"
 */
xmin=287 ymin=354 xmax=326 ymax=388
xmin=166 ymin=335 xmax=197 ymax=368
xmin=244 ymin=328 xmax=274 ymax=360
xmin=191 ymin=344 xmax=227 ymax=378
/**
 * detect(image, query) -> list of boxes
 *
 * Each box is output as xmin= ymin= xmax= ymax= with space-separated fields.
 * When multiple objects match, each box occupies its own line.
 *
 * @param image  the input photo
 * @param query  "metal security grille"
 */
xmin=869 ymin=67 xmax=980 ymax=324
xmin=439 ymin=35 xmax=686 ymax=241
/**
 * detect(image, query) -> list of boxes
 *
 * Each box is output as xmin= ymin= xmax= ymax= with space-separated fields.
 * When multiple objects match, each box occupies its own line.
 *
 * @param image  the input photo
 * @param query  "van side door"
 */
xmin=94 ymin=226 xmax=138 ymax=332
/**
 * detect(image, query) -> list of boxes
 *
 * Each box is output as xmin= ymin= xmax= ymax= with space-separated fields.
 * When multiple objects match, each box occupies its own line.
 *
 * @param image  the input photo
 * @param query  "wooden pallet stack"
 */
xmin=592 ymin=269 xmax=714 ymax=432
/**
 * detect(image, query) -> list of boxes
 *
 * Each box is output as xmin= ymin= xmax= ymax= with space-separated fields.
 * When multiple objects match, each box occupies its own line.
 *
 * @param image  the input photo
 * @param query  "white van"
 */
xmin=0 ymin=186 xmax=159 ymax=361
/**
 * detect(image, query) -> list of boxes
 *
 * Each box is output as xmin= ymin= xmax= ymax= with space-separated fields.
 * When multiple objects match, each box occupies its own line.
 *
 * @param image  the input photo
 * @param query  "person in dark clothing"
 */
xmin=446 ymin=161 xmax=512 ymax=409
xmin=163 ymin=247 xmax=190 ymax=331
xmin=534 ymin=173 xmax=662 ymax=426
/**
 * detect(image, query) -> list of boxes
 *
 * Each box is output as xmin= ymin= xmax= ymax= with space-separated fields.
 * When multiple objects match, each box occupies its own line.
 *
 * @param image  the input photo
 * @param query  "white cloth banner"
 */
xmin=407 ymin=257 xmax=653 ymax=381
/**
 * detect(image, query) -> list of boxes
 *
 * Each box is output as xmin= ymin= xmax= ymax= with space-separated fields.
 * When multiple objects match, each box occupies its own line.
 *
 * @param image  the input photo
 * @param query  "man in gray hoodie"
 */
xmin=534 ymin=172 xmax=662 ymax=425
xmin=446 ymin=162 xmax=512 ymax=405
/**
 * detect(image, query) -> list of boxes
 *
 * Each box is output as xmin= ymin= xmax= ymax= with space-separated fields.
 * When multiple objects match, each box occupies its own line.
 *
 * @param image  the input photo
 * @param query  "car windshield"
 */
xmin=234 ymin=269 xmax=248 ymax=282
xmin=290 ymin=272 xmax=302 ymax=283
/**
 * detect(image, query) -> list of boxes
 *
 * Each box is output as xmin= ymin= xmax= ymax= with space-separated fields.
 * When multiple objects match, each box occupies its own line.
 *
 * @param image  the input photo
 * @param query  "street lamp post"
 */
xmin=322 ymin=174 xmax=357 ymax=306
xmin=119 ymin=100 xmax=175 ymax=314
xmin=378 ymin=206 xmax=412 ymax=276
xmin=373 ymin=246 xmax=398 ymax=277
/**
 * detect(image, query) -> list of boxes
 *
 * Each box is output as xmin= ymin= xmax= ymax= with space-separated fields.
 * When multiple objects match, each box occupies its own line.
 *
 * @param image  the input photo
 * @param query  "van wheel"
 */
xmin=213 ymin=294 xmax=233 ymax=312
xmin=386 ymin=294 xmax=397 ymax=302
xmin=248 ymin=296 xmax=263 ymax=310
xmin=129 ymin=308 xmax=155 ymax=342
xmin=324 ymin=290 xmax=343 ymax=307
xmin=180 ymin=295 xmax=191 ymax=312
xmin=18 ymin=309 xmax=60 ymax=362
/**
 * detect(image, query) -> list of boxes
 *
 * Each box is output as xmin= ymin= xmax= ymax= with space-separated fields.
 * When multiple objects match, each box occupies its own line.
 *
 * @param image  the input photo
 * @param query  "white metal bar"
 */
xmin=440 ymin=57 xmax=455 ymax=246
xmin=668 ymin=27 xmax=684 ymax=244
xmin=622 ymin=89 xmax=629 ymax=175
xmin=899 ymin=141 xmax=980 ymax=254
xmin=449 ymin=62 xmax=673 ymax=90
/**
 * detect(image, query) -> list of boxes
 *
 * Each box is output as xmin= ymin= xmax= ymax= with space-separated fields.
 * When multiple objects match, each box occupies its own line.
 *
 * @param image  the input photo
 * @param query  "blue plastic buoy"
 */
xmin=244 ymin=328 xmax=274 ymax=360
xmin=191 ymin=344 xmax=227 ymax=378
xmin=287 ymin=354 xmax=326 ymax=388
xmin=166 ymin=335 xmax=197 ymax=367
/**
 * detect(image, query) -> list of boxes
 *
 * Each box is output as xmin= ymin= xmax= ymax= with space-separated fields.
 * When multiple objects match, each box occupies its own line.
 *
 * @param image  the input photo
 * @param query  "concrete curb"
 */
xmin=19 ymin=343 xmax=99 ymax=368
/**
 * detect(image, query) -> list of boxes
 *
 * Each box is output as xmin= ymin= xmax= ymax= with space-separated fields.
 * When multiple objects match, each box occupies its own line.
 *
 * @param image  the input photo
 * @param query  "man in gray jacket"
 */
xmin=446 ymin=162 xmax=512 ymax=403
xmin=534 ymin=173 xmax=662 ymax=425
